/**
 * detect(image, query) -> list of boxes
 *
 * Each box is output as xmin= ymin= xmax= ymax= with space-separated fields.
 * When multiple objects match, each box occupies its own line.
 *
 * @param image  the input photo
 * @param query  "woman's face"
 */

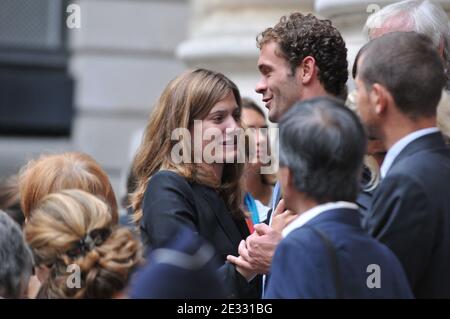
xmin=199 ymin=92 xmax=241 ymax=164
xmin=241 ymin=107 xmax=268 ymax=166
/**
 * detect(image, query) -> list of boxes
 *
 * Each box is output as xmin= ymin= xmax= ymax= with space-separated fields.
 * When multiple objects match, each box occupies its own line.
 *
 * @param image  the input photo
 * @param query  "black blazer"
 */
xmin=140 ymin=170 xmax=260 ymax=298
xmin=363 ymin=132 xmax=450 ymax=298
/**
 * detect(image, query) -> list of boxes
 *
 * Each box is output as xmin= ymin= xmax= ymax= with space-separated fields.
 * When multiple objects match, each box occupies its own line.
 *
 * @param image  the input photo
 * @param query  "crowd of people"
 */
xmin=1 ymin=0 xmax=450 ymax=299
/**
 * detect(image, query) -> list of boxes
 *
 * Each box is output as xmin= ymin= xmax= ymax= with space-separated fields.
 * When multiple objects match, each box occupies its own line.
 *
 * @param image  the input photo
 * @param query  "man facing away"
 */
xmin=265 ymin=97 xmax=412 ymax=299
xmin=355 ymin=31 xmax=450 ymax=298
xmin=363 ymin=0 xmax=450 ymax=144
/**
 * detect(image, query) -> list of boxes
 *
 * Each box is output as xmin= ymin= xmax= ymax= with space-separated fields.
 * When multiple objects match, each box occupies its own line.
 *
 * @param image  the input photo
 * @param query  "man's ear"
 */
xmin=370 ymin=83 xmax=389 ymax=115
xmin=278 ymin=166 xmax=293 ymax=195
xmin=286 ymin=167 xmax=295 ymax=188
xmin=299 ymin=56 xmax=316 ymax=84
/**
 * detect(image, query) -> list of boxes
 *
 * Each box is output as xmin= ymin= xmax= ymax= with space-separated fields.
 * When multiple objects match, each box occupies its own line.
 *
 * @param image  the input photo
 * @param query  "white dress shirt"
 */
xmin=282 ymin=201 xmax=359 ymax=238
xmin=380 ymin=127 xmax=440 ymax=178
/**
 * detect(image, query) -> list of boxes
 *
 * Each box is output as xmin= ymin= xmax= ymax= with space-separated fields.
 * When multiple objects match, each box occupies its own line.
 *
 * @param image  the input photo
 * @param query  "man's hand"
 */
xmin=271 ymin=199 xmax=299 ymax=233
xmin=227 ymin=223 xmax=282 ymax=275
xmin=243 ymin=223 xmax=282 ymax=274
xmin=227 ymin=199 xmax=298 ymax=275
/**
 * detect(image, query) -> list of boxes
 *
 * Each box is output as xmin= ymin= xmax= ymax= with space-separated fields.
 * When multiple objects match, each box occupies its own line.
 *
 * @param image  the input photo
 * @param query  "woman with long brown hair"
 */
xmin=131 ymin=68 xmax=260 ymax=298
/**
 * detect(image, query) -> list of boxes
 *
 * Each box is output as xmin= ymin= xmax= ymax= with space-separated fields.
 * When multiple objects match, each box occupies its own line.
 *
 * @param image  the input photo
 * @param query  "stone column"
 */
xmin=177 ymin=0 xmax=314 ymax=104
xmin=69 ymin=0 xmax=189 ymax=198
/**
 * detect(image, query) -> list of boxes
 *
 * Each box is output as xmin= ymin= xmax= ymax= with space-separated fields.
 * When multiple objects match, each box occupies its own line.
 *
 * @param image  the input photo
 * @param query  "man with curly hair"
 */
xmin=227 ymin=13 xmax=349 ymax=295
xmin=255 ymin=12 xmax=348 ymax=123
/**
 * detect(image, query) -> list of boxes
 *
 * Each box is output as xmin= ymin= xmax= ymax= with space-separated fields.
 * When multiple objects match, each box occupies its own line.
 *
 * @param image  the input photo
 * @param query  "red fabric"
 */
xmin=245 ymin=218 xmax=254 ymax=234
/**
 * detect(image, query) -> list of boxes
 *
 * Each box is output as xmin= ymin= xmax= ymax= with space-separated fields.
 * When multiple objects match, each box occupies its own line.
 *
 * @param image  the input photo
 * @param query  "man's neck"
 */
xmin=300 ymin=80 xmax=330 ymax=101
xmin=289 ymin=194 xmax=319 ymax=215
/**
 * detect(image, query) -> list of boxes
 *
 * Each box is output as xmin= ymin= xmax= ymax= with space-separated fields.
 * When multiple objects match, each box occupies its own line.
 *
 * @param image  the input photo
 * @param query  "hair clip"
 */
xmin=66 ymin=228 xmax=111 ymax=258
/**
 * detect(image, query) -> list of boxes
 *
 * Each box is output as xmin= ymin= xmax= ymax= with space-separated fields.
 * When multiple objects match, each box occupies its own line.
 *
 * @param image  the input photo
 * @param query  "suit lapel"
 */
xmin=390 ymin=132 xmax=447 ymax=172
xmin=195 ymin=185 xmax=246 ymax=247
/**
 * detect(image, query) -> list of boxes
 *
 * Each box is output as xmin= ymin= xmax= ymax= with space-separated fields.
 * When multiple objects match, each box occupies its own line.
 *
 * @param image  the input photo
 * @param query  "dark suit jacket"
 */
xmin=265 ymin=208 xmax=413 ymax=299
xmin=129 ymin=226 xmax=226 ymax=299
xmin=140 ymin=170 xmax=260 ymax=298
xmin=363 ymin=132 xmax=450 ymax=298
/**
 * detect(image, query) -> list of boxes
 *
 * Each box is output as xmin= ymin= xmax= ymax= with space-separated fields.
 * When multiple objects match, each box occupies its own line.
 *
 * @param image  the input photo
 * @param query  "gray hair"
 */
xmin=364 ymin=0 xmax=450 ymax=85
xmin=279 ymin=97 xmax=367 ymax=203
xmin=0 ymin=210 xmax=34 ymax=298
xmin=365 ymin=0 xmax=449 ymax=45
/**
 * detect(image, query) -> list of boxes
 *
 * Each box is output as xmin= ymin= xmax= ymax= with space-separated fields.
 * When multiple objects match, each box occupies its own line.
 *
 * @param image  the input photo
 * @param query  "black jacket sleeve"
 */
xmin=141 ymin=171 xmax=198 ymax=249
xmin=217 ymin=261 xmax=261 ymax=299
xmin=141 ymin=170 xmax=262 ymax=298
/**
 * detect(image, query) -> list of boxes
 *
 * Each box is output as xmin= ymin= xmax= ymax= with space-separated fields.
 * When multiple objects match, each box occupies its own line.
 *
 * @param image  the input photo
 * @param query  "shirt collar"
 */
xmin=380 ymin=127 xmax=439 ymax=178
xmin=282 ymin=201 xmax=359 ymax=238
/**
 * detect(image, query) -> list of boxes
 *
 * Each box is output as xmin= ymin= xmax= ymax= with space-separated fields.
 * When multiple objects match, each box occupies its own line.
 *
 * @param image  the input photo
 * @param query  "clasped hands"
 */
xmin=226 ymin=199 xmax=298 ymax=281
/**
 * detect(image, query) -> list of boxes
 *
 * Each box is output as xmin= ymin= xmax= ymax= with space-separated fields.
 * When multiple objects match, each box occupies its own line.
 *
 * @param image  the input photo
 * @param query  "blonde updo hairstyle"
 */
xmin=24 ymin=189 xmax=142 ymax=299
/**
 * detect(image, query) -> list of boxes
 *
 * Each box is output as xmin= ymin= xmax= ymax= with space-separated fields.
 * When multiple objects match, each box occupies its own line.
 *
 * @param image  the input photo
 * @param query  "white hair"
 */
xmin=364 ymin=0 xmax=450 ymax=87
xmin=365 ymin=0 xmax=449 ymax=45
